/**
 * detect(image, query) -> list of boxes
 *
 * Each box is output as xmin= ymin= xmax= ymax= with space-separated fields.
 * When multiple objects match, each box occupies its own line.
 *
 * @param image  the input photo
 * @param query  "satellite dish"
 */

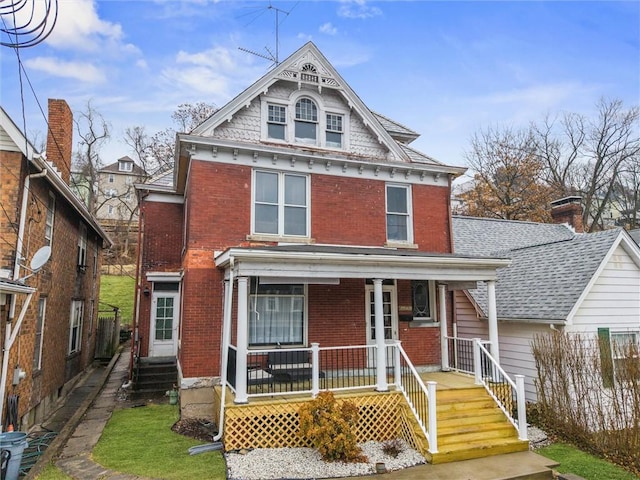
xmin=30 ymin=246 xmax=51 ymax=272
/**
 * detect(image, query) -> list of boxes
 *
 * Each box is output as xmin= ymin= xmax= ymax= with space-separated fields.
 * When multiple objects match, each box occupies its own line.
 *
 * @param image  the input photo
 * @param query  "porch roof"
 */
xmin=215 ymin=245 xmax=510 ymax=282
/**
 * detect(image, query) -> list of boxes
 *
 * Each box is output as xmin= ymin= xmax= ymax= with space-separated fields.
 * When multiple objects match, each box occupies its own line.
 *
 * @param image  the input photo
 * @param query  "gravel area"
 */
xmin=225 ymin=439 xmax=426 ymax=480
xmin=528 ymin=425 xmax=551 ymax=449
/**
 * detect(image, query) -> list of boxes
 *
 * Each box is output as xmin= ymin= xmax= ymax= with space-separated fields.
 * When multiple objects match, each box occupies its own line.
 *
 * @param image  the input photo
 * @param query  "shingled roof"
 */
xmin=453 ymin=216 xmax=630 ymax=322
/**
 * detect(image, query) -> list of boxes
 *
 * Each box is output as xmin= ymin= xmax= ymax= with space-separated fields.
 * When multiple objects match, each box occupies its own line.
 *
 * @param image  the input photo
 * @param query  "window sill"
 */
xmin=409 ymin=321 xmax=440 ymax=328
xmin=246 ymin=234 xmax=315 ymax=244
xmin=384 ymin=242 xmax=419 ymax=250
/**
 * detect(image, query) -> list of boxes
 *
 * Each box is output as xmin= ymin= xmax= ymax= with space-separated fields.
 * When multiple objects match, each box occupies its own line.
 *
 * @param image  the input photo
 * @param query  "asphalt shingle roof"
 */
xmin=453 ymin=216 xmax=623 ymax=321
xmin=630 ymin=229 xmax=640 ymax=245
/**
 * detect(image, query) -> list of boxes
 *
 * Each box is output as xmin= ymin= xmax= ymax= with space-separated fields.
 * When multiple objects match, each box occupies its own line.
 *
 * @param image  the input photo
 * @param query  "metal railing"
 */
xmin=474 ymin=340 xmax=528 ymax=440
xmin=393 ymin=343 xmax=438 ymax=453
xmin=446 ymin=336 xmax=492 ymax=374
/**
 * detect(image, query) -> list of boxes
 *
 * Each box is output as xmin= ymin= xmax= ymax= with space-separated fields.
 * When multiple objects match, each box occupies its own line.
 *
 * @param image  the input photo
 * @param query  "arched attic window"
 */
xmin=295 ymin=98 xmax=318 ymax=144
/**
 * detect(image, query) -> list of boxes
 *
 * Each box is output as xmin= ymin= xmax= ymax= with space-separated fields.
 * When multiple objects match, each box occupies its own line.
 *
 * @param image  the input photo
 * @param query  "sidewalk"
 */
xmin=25 ymin=348 xmax=152 ymax=480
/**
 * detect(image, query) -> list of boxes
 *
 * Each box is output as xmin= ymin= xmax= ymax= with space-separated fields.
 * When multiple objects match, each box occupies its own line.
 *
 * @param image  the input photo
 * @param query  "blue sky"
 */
xmin=1 ymin=0 xmax=638 ymax=175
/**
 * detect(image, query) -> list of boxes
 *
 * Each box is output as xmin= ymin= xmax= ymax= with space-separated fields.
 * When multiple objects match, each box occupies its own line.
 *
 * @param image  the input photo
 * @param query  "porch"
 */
xmin=215 ymin=369 xmax=528 ymax=464
xmin=216 ymin=340 xmax=528 ymax=464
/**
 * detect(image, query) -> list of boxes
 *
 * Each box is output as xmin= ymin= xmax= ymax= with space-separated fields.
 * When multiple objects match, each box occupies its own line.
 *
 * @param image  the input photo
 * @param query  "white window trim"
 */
xmin=108 ymin=173 xmax=115 ymax=183
xmin=260 ymin=92 xmax=349 ymax=150
xmin=411 ymin=280 xmax=437 ymax=323
xmin=45 ymin=192 xmax=55 ymax=246
xmin=385 ymin=183 xmax=414 ymax=245
xmin=68 ymin=300 xmax=84 ymax=354
xmin=78 ymin=223 xmax=88 ymax=269
xmin=119 ymin=161 xmax=133 ymax=172
xmin=251 ymin=169 xmax=311 ymax=238
xmin=248 ymin=282 xmax=308 ymax=348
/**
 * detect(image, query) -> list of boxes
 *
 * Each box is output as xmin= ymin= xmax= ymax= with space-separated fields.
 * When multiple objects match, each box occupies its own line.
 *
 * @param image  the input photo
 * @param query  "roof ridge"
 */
xmin=452 ymin=214 xmax=570 ymax=228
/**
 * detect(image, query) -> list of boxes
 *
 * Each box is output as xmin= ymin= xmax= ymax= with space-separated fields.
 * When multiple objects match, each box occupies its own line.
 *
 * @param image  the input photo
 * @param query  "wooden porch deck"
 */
xmin=214 ymin=370 xmax=527 ymax=464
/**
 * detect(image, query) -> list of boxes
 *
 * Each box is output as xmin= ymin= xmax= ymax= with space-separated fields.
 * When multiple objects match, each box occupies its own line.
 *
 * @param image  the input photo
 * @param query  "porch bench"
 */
xmin=267 ymin=350 xmax=324 ymax=384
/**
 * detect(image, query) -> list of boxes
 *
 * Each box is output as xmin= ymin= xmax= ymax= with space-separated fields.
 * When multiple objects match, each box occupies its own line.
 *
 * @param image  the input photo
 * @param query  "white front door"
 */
xmin=365 ymin=284 xmax=398 ymax=364
xmin=150 ymin=291 xmax=179 ymax=357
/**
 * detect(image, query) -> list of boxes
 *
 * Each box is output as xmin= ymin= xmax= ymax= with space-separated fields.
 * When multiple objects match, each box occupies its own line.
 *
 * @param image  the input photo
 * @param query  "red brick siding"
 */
xmin=45 ymin=100 xmax=73 ymax=184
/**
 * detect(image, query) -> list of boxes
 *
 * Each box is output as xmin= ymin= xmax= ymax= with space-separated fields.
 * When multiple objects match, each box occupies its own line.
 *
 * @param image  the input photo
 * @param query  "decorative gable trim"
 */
xmin=191 ymin=42 xmax=408 ymax=163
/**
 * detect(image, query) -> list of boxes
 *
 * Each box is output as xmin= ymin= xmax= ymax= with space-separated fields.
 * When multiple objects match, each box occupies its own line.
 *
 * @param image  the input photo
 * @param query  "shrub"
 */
xmin=382 ymin=438 xmax=404 ymax=458
xmin=298 ymin=391 xmax=367 ymax=463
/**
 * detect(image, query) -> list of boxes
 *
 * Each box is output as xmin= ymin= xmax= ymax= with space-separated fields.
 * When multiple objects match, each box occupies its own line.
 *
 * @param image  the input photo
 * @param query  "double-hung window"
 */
xmin=295 ymin=98 xmax=317 ymax=144
xmin=69 ymin=300 xmax=84 ymax=354
xmin=611 ymin=332 xmax=639 ymax=381
xmin=253 ymin=171 xmax=308 ymax=237
xmin=33 ymin=297 xmax=46 ymax=370
xmin=45 ymin=193 xmax=55 ymax=246
xmin=267 ymin=104 xmax=286 ymax=140
xmin=249 ymin=280 xmax=305 ymax=346
xmin=326 ymin=113 xmax=343 ymax=148
xmin=386 ymin=184 xmax=413 ymax=243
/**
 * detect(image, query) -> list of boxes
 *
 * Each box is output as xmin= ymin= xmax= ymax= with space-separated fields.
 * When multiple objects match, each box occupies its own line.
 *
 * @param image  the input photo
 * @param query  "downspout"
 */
xmin=11 ymin=168 xmax=48 ymax=314
xmin=213 ymin=256 xmax=234 ymax=441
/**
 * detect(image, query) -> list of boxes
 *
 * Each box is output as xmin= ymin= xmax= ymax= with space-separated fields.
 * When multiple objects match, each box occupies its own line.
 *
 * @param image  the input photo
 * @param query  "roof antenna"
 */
xmin=239 ymin=1 xmax=291 ymax=67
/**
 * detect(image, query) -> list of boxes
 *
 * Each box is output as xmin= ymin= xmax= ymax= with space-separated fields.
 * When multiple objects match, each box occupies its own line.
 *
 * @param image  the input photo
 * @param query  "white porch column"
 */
xmin=438 ymin=284 xmax=449 ymax=371
xmin=487 ymin=280 xmax=500 ymax=364
xmin=234 ymin=276 xmax=249 ymax=404
xmin=373 ymin=278 xmax=388 ymax=392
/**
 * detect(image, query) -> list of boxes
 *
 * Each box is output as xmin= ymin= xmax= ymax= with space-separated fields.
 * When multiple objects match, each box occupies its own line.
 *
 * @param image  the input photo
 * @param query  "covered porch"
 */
xmin=213 ymin=245 xmax=527 ymax=461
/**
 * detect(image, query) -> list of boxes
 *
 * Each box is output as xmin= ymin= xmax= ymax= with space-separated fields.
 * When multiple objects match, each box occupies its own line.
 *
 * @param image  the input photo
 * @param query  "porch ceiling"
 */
xmin=215 ymin=245 xmax=510 ymax=282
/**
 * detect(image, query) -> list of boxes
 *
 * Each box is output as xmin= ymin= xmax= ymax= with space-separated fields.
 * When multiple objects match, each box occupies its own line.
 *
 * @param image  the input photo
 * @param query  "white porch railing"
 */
xmin=473 ymin=339 xmax=528 ymax=441
xmin=392 ymin=342 xmax=438 ymax=453
xmin=445 ymin=336 xmax=491 ymax=374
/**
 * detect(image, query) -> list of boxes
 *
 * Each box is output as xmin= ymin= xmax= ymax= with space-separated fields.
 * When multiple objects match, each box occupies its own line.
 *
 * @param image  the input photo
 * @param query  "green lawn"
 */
xmin=537 ymin=443 xmax=639 ymax=480
xmin=99 ymin=275 xmax=135 ymax=327
xmin=92 ymin=404 xmax=226 ymax=480
xmin=35 ymin=463 xmax=72 ymax=479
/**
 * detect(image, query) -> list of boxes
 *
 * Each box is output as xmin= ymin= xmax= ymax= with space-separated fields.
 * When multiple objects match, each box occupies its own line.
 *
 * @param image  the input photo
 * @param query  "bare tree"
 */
xmin=534 ymin=98 xmax=640 ymax=232
xmin=72 ymin=100 xmax=111 ymax=214
xmin=124 ymin=102 xmax=217 ymax=175
xmin=460 ymin=126 xmax=555 ymax=222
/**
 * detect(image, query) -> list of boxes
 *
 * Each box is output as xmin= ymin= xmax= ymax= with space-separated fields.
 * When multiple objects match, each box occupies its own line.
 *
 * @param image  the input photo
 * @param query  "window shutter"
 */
xmin=597 ymin=327 xmax=614 ymax=388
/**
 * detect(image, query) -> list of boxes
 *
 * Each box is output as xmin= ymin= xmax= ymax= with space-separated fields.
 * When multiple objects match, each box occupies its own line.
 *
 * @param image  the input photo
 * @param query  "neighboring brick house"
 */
xmin=0 ymin=100 xmax=110 ymax=430
xmin=134 ymin=42 xmax=511 ymax=409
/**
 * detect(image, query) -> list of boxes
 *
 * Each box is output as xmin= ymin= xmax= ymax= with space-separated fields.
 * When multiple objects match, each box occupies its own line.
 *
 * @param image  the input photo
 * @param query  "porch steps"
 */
xmin=419 ymin=386 xmax=529 ymax=464
xmin=133 ymin=357 xmax=177 ymax=395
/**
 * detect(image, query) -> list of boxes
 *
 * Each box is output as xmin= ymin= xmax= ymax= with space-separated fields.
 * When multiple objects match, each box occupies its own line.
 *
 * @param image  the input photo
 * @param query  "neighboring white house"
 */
xmin=452 ymin=215 xmax=640 ymax=401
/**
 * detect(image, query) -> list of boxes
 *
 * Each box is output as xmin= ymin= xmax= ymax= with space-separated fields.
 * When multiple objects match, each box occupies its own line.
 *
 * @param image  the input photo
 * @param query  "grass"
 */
xmin=35 ymin=463 xmax=72 ymax=479
xmin=92 ymin=404 xmax=226 ymax=480
xmin=537 ymin=443 xmax=639 ymax=480
xmin=99 ymin=275 xmax=135 ymax=326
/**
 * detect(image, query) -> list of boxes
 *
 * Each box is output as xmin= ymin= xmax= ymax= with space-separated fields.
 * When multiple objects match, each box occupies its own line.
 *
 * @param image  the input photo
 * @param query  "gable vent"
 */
xmin=300 ymin=63 xmax=318 ymax=83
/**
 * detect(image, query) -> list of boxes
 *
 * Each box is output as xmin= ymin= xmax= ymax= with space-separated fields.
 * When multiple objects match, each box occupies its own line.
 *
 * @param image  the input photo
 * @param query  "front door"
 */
xmin=150 ymin=289 xmax=179 ymax=357
xmin=365 ymin=284 xmax=398 ymax=365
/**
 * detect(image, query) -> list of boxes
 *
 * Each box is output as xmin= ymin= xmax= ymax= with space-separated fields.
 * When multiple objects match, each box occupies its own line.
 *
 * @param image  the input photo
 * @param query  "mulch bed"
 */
xmin=171 ymin=417 xmax=218 ymax=442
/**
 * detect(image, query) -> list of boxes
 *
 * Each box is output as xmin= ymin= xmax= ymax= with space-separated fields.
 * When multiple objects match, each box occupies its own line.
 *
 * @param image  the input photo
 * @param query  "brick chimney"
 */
xmin=551 ymin=196 xmax=584 ymax=233
xmin=46 ymin=99 xmax=73 ymax=184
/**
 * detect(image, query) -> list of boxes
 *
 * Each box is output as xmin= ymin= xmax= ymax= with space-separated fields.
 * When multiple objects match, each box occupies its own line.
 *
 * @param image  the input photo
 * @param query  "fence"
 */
xmin=95 ymin=310 xmax=120 ymax=359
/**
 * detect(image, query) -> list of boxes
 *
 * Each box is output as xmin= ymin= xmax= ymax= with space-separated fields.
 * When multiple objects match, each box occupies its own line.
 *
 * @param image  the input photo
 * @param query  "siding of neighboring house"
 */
xmin=454 ymin=290 xmax=487 ymax=339
xmin=567 ymin=244 xmax=640 ymax=333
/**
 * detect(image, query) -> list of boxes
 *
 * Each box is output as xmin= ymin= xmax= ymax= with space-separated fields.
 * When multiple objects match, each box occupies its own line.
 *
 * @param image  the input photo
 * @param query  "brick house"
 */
xmin=133 ymin=43 xmax=528 ymax=462
xmin=0 ymin=100 xmax=110 ymax=430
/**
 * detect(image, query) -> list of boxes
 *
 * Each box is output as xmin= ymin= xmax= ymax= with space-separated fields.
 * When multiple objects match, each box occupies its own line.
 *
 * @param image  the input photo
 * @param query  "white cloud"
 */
xmin=161 ymin=45 xmax=264 ymax=100
xmin=31 ymin=0 xmax=133 ymax=54
xmin=319 ymin=22 xmax=337 ymax=35
xmin=136 ymin=59 xmax=149 ymax=69
xmin=24 ymin=57 xmax=106 ymax=83
xmin=338 ymin=0 xmax=382 ymax=19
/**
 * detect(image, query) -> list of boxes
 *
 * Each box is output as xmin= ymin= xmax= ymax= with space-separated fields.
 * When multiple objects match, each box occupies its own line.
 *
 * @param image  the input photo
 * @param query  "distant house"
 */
xmin=453 ymin=198 xmax=640 ymax=401
xmin=0 ymin=100 xmax=110 ymax=429
xmin=94 ymin=156 xmax=147 ymax=223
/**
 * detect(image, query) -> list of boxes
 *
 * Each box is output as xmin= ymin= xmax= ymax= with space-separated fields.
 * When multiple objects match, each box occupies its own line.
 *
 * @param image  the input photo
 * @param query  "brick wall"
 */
xmin=45 ymin=99 xmax=73 ymax=184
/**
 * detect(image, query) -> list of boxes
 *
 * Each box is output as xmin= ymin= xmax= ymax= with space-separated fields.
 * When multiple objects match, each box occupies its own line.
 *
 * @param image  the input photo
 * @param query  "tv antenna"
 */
xmin=239 ymin=2 xmax=292 ymax=67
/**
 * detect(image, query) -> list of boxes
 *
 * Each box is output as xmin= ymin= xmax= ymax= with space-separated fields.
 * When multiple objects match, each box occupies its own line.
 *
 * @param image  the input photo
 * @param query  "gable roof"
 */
xmin=99 ymin=156 xmax=147 ymax=176
xmin=0 ymin=107 xmax=111 ymax=247
xmin=372 ymin=112 xmax=420 ymax=145
xmin=191 ymin=42 xmax=426 ymax=165
xmin=453 ymin=216 xmax=640 ymax=322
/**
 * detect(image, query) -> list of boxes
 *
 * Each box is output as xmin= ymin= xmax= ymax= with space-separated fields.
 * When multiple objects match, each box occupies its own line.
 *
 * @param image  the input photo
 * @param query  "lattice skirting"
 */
xmin=222 ymin=391 xmax=407 ymax=451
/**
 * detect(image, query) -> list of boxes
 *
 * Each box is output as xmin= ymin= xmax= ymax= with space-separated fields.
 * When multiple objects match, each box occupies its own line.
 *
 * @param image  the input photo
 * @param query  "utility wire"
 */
xmin=0 ymin=0 xmax=58 ymax=48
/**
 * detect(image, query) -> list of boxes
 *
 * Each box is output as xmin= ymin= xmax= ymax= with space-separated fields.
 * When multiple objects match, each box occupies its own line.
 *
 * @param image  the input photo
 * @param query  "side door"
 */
xmin=149 ymin=283 xmax=180 ymax=357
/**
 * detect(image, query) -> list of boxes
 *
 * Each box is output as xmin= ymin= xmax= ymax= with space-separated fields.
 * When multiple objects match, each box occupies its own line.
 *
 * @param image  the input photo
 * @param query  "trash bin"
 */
xmin=0 ymin=432 xmax=28 ymax=480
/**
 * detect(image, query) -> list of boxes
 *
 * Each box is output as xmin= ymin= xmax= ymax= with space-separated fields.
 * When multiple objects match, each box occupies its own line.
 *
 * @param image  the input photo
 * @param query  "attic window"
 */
xmin=300 ymin=63 xmax=318 ymax=83
xmin=295 ymin=98 xmax=318 ymax=144
xmin=119 ymin=160 xmax=133 ymax=172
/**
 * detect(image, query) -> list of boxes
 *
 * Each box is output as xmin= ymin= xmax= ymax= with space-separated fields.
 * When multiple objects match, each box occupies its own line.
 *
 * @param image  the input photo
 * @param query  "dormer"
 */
xmin=118 ymin=157 xmax=134 ymax=172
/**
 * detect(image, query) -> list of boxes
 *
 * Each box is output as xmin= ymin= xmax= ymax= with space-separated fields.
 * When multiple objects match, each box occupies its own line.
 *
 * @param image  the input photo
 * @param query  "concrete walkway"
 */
xmin=26 ymin=348 xmax=558 ymax=480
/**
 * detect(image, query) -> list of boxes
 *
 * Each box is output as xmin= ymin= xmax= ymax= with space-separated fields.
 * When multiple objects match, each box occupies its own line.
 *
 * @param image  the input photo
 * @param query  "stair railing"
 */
xmin=393 ymin=342 xmax=438 ymax=453
xmin=473 ymin=339 xmax=528 ymax=440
